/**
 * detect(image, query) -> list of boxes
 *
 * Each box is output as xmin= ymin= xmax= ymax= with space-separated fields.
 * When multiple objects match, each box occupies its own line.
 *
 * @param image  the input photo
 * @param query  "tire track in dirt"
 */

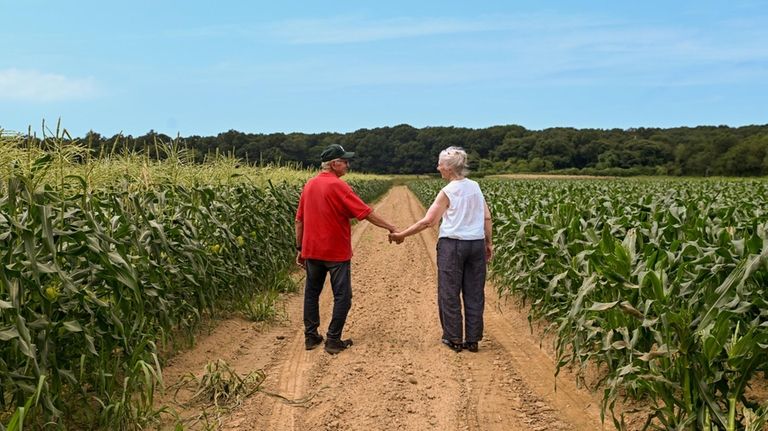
xmin=289 ymin=186 xmax=462 ymax=431
xmin=482 ymin=302 xmax=606 ymax=430
xmin=264 ymin=195 xmax=380 ymax=431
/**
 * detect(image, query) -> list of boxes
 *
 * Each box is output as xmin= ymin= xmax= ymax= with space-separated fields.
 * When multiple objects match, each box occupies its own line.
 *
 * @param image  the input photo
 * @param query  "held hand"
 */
xmin=388 ymin=232 xmax=405 ymax=244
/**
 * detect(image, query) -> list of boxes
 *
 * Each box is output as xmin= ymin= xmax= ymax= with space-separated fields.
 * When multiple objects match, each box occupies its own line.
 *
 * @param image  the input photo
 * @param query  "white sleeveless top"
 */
xmin=438 ymin=178 xmax=486 ymax=240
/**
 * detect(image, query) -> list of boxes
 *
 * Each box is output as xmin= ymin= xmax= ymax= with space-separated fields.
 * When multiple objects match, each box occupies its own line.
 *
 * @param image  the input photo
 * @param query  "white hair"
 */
xmin=321 ymin=158 xmax=347 ymax=170
xmin=439 ymin=146 xmax=469 ymax=177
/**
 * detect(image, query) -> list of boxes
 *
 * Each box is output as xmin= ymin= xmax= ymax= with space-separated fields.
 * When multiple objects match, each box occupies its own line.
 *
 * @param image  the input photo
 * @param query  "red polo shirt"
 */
xmin=296 ymin=172 xmax=372 ymax=261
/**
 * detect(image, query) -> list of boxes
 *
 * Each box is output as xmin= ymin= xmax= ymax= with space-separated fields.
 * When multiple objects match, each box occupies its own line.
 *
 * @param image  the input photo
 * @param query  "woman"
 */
xmin=389 ymin=147 xmax=493 ymax=352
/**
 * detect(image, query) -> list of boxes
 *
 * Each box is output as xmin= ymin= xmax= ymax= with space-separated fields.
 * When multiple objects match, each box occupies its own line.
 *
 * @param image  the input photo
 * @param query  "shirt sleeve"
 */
xmin=339 ymin=182 xmax=372 ymax=220
xmin=441 ymin=184 xmax=455 ymax=208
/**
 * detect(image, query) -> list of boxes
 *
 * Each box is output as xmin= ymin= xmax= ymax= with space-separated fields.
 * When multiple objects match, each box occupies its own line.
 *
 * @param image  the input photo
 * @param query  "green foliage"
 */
xmin=27 ymin=123 xmax=768 ymax=177
xmin=0 ymin=168 xmax=296 ymax=428
xmin=0 ymin=131 xmax=392 ymax=429
xmin=411 ymin=177 xmax=768 ymax=430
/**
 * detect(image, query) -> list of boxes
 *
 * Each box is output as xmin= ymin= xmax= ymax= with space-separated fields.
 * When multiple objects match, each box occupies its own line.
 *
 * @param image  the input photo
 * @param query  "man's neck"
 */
xmin=321 ymin=168 xmax=343 ymax=178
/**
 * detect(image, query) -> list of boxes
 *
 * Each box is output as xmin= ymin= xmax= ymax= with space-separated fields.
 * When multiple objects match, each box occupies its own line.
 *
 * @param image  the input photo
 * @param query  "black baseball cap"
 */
xmin=320 ymin=144 xmax=355 ymax=162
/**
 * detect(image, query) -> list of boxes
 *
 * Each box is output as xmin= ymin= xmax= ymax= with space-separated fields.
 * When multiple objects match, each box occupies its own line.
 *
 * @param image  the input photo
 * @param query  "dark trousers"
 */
xmin=436 ymin=238 xmax=486 ymax=344
xmin=304 ymin=259 xmax=352 ymax=341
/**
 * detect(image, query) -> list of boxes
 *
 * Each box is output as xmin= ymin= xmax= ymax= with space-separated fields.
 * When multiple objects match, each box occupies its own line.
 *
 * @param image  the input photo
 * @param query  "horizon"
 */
xmin=9 ymin=121 xmax=768 ymax=141
xmin=2 ymin=1 xmax=767 ymax=138
xmin=6 ymin=122 xmax=768 ymax=139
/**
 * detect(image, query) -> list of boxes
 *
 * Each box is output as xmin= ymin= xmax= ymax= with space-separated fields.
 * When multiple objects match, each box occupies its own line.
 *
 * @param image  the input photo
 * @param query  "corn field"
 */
xmin=410 ymin=177 xmax=768 ymax=431
xmin=0 ymin=129 xmax=391 ymax=429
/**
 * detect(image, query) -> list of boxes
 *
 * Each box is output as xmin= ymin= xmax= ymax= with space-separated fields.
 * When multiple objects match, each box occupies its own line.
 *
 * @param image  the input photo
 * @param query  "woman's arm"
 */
xmin=390 ymin=191 xmax=449 ymax=242
xmin=483 ymin=202 xmax=493 ymax=262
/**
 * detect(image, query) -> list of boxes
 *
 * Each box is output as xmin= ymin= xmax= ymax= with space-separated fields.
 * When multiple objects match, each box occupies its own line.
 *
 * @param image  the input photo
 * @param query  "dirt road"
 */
xmin=160 ymin=185 xmax=606 ymax=430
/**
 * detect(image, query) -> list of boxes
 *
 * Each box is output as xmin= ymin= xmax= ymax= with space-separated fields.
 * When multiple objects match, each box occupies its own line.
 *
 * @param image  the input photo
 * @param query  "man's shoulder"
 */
xmin=305 ymin=172 xmax=334 ymax=185
xmin=305 ymin=173 xmax=351 ymax=193
xmin=312 ymin=172 xmax=341 ymax=181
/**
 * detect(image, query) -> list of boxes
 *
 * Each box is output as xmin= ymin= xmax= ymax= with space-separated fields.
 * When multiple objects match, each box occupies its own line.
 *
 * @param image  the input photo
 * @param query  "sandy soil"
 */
xmin=157 ymin=185 xmax=607 ymax=430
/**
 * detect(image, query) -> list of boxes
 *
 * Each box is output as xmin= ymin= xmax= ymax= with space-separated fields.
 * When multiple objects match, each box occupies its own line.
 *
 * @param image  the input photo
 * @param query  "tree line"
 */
xmin=74 ymin=123 xmax=768 ymax=176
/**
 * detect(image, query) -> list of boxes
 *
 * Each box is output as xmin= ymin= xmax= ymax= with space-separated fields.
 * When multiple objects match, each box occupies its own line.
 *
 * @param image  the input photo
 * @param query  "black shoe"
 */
xmin=305 ymin=333 xmax=324 ymax=350
xmin=463 ymin=342 xmax=478 ymax=353
xmin=324 ymin=338 xmax=353 ymax=354
xmin=441 ymin=338 xmax=462 ymax=353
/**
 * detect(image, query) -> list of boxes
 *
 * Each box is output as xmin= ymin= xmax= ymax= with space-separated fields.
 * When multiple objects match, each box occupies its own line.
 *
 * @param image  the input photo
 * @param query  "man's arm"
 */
xmin=364 ymin=210 xmax=397 ymax=233
xmin=295 ymin=219 xmax=305 ymax=267
xmin=295 ymin=219 xmax=304 ymax=248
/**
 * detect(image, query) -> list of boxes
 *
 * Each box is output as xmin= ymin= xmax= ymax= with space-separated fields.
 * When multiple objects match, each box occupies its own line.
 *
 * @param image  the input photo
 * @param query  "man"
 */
xmin=295 ymin=144 xmax=396 ymax=354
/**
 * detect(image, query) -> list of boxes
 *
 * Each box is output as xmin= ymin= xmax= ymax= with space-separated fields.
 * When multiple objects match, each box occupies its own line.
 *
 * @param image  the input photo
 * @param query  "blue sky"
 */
xmin=1 ymin=1 xmax=767 ymax=138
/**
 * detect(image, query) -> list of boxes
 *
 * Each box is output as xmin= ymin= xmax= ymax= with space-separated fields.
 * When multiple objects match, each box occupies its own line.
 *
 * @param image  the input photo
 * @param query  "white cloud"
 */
xmin=268 ymin=16 xmax=506 ymax=44
xmin=0 ymin=69 xmax=98 ymax=102
xmin=163 ymin=12 xmax=768 ymax=90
